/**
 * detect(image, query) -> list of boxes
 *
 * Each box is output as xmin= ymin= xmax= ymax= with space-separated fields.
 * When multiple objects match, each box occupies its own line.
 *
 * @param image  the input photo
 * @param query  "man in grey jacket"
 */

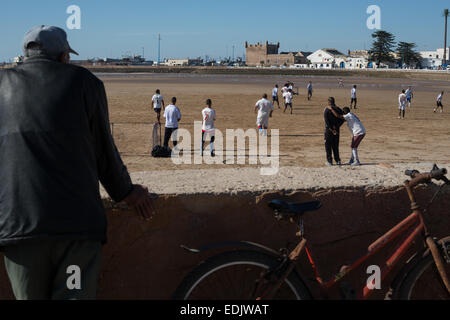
xmin=0 ymin=26 xmax=154 ymax=300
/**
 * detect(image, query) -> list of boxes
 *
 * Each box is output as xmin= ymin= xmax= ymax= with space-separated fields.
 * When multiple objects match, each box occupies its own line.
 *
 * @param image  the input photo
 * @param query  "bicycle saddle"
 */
xmin=269 ymin=200 xmax=322 ymax=216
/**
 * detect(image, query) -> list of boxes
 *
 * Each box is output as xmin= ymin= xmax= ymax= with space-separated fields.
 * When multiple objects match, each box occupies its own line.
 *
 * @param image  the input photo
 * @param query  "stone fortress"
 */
xmin=245 ymin=41 xmax=311 ymax=67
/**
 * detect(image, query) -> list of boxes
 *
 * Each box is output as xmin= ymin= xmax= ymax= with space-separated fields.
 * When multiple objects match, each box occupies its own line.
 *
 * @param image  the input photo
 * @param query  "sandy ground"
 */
xmin=100 ymin=163 xmax=450 ymax=197
xmin=102 ymin=73 xmax=450 ymax=175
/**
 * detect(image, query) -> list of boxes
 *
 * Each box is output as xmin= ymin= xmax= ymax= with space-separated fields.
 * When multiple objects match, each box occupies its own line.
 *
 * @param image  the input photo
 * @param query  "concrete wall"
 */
xmin=1 ymin=186 xmax=449 ymax=300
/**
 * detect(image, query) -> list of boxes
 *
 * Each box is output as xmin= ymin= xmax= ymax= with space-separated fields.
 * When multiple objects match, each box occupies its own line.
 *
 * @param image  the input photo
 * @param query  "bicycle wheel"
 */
xmin=173 ymin=250 xmax=311 ymax=300
xmin=398 ymin=237 xmax=450 ymax=300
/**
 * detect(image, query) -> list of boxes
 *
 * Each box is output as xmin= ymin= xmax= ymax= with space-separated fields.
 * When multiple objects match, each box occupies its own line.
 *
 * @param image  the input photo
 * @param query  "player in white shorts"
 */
xmin=201 ymin=99 xmax=216 ymax=157
xmin=152 ymin=89 xmax=165 ymax=123
xmin=398 ymin=89 xmax=407 ymax=119
xmin=254 ymin=94 xmax=274 ymax=136
xmin=350 ymin=85 xmax=357 ymax=109
xmin=272 ymin=85 xmax=280 ymax=108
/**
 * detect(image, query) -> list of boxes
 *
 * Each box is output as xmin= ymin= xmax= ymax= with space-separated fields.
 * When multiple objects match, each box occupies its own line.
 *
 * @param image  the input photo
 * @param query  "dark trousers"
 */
xmin=3 ymin=240 xmax=102 ymax=300
xmin=325 ymin=130 xmax=341 ymax=164
xmin=164 ymin=127 xmax=178 ymax=148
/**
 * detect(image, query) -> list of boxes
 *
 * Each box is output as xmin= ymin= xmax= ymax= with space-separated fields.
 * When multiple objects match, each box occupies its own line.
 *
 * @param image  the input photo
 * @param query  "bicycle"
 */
xmin=173 ymin=165 xmax=450 ymax=300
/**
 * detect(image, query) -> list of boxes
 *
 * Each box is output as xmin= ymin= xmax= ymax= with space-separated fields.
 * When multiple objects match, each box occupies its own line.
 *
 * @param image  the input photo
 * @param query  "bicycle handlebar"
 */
xmin=405 ymin=165 xmax=448 ymax=188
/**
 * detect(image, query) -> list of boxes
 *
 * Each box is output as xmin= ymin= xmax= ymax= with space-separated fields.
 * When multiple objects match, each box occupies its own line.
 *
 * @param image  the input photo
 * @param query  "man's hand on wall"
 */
xmin=124 ymin=185 xmax=155 ymax=221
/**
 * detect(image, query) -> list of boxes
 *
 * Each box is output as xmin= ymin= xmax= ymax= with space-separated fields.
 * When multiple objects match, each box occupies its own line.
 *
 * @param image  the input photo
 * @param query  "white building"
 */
xmin=307 ymin=49 xmax=368 ymax=69
xmin=420 ymin=48 xmax=449 ymax=69
xmin=345 ymin=56 xmax=369 ymax=69
xmin=307 ymin=49 xmax=346 ymax=69
xmin=346 ymin=50 xmax=369 ymax=69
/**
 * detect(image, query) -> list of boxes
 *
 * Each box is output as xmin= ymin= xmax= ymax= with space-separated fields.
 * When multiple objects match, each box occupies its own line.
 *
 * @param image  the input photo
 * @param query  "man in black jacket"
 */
xmin=0 ymin=26 xmax=154 ymax=300
xmin=324 ymin=97 xmax=344 ymax=166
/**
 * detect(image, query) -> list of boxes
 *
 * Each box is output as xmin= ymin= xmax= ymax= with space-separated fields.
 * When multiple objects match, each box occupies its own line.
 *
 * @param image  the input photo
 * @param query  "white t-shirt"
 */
xmin=281 ymin=86 xmax=288 ymax=95
xmin=399 ymin=93 xmax=407 ymax=106
xmin=152 ymin=94 xmax=164 ymax=109
xmin=283 ymin=92 xmax=293 ymax=104
xmin=202 ymin=107 xmax=216 ymax=133
xmin=437 ymin=93 xmax=443 ymax=102
xmin=272 ymin=87 xmax=278 ymax=97
xmin=351 ymin=88 xmax=357 ymax=99
xmin=307 ymin=83 xmax=312 ymax=91
xmin=255 ymin=98 xmax=274 ymax=116
xmin=164 ymin=104 xmax=181 ymax=129
xmin=344 ymin=113 xmax=366 ymax=136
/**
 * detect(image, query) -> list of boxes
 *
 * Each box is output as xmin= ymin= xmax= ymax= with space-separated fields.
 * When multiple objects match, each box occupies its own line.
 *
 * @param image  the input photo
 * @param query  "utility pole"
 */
xmin=158 ymin=34 xmax=161 ymax=65
xmin=232 ymin=45 xmax=235 ymax=62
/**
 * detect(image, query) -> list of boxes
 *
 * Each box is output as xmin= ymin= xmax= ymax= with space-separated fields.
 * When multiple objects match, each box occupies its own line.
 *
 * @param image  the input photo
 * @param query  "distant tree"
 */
xmin=444 ymin=9 xmax=449 ymax=65
xmin=397 ymin=42 xmax=422 ymax=68
xmin=369 ymin=30 xmax=396 ymax=67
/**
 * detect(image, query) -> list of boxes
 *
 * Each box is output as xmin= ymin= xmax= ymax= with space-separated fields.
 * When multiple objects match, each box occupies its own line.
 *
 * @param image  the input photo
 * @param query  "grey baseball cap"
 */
xmin=23 ymin=25 xmax=79 ymax=56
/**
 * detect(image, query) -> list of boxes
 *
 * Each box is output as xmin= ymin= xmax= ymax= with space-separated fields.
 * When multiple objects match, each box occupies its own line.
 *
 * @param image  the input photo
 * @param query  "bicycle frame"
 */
xmin=280 ymin=176 xmax=449 ymax=300
xmin=301 ymin=209 xmax=425 ymax=300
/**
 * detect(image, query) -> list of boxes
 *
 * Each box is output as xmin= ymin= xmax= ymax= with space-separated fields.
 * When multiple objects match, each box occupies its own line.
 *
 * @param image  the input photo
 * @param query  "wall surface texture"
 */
xmin=0 ymin=186 xmax=449 ymax=300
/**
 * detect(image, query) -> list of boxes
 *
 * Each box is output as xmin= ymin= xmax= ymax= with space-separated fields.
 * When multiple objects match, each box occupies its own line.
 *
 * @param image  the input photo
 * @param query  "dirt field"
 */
xmin=101 ymin=73 xmax=450 ymax=172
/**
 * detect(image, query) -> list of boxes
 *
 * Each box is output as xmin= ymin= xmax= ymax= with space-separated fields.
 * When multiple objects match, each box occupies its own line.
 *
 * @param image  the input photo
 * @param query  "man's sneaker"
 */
xmin=326 ymin=162 xmax=333 ymax=167
xmin=337 ymin=161 xmax=342 ymax=166
xmin=211 ymin=152 xmax=216 ymax=158
xmin=351 ymin=161 xmax=361 ymax=166
xmin=348 ymin=158 xmax=354 ymax=165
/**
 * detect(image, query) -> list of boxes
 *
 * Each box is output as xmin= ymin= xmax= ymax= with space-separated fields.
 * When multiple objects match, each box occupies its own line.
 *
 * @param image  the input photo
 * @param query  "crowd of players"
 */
xmin=151 ymin=81 xmax=445 ymax=166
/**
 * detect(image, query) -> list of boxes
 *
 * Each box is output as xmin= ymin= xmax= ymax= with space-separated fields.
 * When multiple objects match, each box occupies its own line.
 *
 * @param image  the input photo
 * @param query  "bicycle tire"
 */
xmin=173 ymin=250 xmax=312 ymax=300
xmin=398 ymin=237 xmax=450 ymax=300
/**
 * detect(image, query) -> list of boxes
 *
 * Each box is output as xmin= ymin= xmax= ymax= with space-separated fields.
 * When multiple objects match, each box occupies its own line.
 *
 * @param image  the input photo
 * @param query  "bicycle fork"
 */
xmin=426 ymin=236 xmax=450 ymax=294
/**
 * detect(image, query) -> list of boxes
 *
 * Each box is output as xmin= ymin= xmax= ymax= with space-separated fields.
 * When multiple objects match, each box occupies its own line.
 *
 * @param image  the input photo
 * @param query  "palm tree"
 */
xmin=444 ymin=9 xmax=449 ymax=65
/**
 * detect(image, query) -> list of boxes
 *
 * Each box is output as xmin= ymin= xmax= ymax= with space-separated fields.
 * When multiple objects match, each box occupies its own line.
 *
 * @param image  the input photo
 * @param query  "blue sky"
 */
xmin=0 ymin=0 xmax=448 ymax=61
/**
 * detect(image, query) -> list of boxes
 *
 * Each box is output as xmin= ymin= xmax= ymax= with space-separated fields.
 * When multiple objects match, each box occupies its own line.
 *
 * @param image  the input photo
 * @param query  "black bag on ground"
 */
xmin=151 ymin=145 xmax=172 ymax=158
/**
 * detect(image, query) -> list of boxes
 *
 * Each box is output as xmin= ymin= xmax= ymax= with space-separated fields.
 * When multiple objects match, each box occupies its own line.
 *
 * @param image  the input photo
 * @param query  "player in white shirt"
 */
xmin=201 ymin=99 xmax=217 ymax=157
xmin=398 ymin=89 xmax=407 ymax=119
xmin=327 ymin=106 xmax=366 ymax=166
xmin=272 ymin=85 xmax=280 ymax=109
xmin=163 ymin=97 xmax=182 ymax=149
xmin=152 ymin=89 xmax=165 ymax=123
xmin=281 ymin=83 xmax=289 ymax=96
xmin=434 ymin=91 xmax=444 ymax=113
xmin=254 ymin=94 xmax=274 ymax=136
xmin=405 ymin=87 xmax=414 ymax=108
xmin=283 ymin=89 xmax=294 ymax=115
xmin=350 ymin=85 xmax=357 ymax=109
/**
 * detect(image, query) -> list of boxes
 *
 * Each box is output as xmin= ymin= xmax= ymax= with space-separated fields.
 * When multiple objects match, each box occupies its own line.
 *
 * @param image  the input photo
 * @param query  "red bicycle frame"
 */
xmin=304 ymin=209 xmax=424 ymax=299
